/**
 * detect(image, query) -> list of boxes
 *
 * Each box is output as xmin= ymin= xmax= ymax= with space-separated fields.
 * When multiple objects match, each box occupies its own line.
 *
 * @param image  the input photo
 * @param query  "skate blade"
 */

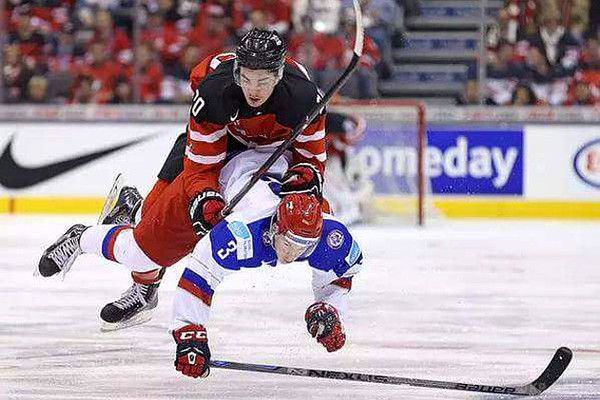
xmin=100 ymin=309 xmax=154 ymax=332
xmin=98 ymin=173 xmax=124 ymax=224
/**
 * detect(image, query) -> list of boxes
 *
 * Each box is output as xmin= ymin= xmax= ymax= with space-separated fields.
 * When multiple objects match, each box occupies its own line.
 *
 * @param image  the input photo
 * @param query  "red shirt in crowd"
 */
xmin=289 ymin=32 xmax=345 ymax=70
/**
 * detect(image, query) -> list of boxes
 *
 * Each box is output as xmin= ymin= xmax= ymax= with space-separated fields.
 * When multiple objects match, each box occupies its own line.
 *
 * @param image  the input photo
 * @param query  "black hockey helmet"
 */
xmin=234 ymin=28 xmax=287 ymax=85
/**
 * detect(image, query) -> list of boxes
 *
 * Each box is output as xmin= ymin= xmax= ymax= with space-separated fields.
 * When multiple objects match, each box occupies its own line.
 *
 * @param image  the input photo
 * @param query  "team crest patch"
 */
xmin=262 ymin=230 xmax=272 ymax=246
xmin=327 ymin=230 xmax=344 ymax=249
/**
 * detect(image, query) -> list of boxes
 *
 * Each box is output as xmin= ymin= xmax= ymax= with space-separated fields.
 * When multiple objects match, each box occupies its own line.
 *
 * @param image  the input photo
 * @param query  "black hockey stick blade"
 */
xmin=210 ymin=347 xmax=572 ymax=396
xmin=220 ymin=0 xmax=364 ymax=216
xmin=516 ymin=346 xmax=572 ymax=395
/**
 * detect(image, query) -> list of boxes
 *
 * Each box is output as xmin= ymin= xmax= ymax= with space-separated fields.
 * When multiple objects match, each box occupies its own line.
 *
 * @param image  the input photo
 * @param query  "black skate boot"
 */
xmin=101 ymin=186 xmax=143 ymax=225
xmin=38 ymin=224 xmax=87 ymax=277
xmin=100 ymin=281 xmax=159 ymax=331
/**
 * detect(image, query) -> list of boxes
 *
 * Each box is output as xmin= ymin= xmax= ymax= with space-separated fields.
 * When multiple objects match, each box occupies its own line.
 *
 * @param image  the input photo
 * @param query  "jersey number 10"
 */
xmin=191 ymin=89 xmax=205 ymax=117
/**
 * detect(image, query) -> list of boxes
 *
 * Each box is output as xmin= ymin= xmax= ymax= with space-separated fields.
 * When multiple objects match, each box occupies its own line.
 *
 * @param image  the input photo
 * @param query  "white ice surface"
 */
xmin=1 ymin=216 xmax=599 ymax=400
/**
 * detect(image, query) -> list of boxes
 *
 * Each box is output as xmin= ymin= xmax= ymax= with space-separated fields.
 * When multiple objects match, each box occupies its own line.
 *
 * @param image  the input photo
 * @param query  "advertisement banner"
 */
xmin=427 ymin=128 xmax=524 ymax=195
xmin=574 ymin=139 xmax=600 ymax=189
xmin=0 ymin=123 xmax=183 ymax=196
xmin=354 ymin=123 xmax=524 ymax=196
xmin=525 ymin=125 xmax=600 ymax=199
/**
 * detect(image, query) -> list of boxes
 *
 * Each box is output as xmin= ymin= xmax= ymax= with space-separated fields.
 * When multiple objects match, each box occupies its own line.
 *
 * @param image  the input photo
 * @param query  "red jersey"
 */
xmin=183 ymin=53 xmax=327 ymax=199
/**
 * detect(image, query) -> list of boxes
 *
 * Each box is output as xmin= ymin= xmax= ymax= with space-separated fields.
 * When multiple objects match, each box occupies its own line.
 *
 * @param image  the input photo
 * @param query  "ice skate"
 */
xmin=101 ymin=185 xmax=142 ymax=226
xmin=37 ymin=224 xmax=87 ymax=278
xmin=100 ymin=281 xmax=159 ymax=331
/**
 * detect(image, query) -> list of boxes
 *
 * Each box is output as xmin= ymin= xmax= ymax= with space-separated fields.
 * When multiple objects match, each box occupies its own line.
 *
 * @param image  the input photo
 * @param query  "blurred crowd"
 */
xmin=1 ymin=0 xmax=414 ymax=104
xmin=4 ymin=0 xmax=598 ymax=107
xmin=460 ymin=0 xmax=600 ymax=106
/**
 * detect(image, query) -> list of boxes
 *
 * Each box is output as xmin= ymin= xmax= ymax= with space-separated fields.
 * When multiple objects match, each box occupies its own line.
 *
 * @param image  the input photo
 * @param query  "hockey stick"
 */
xmin=210 ymin=347 xmax=572 ymax=396
xmin=98 ymin=173 xmax=124 ymax=224
xmin=220 ymin=0 xmax=364 ymax=216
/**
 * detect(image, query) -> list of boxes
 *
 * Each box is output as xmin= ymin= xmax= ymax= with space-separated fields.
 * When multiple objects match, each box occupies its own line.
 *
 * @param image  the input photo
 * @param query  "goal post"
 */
xmin=330 ymin=101 xmax=428 ymax=226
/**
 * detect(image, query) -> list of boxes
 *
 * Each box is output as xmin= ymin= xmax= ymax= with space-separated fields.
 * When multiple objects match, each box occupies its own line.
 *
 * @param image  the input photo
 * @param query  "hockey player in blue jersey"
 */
xmin=172 ymin=191 xmax=362 ymax=378
xmin=169 ymin=153 xmax=363 ymax=379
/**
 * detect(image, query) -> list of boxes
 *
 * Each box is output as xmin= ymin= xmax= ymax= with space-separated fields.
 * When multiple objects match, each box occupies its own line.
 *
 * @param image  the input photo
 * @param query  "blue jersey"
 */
xmin=208 ymin=214 xmax=363 ymax=278
xmin=171 ymin=172 xmax=364 ymax=331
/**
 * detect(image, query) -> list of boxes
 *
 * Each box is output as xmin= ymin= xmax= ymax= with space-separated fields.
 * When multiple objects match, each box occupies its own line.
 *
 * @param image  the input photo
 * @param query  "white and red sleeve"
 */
xmin=292 ymin=114 xmax=327 ymax=173
xmin=182 ymin=117 xmax=228 ymax=198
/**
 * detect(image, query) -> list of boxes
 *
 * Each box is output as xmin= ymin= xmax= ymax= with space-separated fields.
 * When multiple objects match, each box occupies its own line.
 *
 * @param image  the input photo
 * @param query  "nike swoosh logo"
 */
xmin=230 ymin=109 xmax=239 ymax=122
xmin=0 ymin=135 xmax=152 ymax=189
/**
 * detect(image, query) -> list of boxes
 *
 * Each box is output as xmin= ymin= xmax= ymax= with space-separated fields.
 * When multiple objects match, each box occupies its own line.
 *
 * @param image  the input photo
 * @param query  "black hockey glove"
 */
xmin=189 ymin=190 xmax=226 ymax=237
xmin=280 ymin=163 xmax=323 ymax=199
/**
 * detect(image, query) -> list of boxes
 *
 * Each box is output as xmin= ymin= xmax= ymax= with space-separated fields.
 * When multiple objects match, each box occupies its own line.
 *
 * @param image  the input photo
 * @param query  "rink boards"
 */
xmin=0 ymin=121 xmax=598 ymax=218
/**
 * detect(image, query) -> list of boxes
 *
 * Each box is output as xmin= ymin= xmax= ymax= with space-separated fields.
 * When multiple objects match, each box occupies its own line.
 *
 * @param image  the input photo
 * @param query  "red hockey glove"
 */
xmin=172 ymin=324 xmax=211 ymax=378
xmin=280 ymin=163 xmax=323 ymax=199
xmin=189 ymin=190 xmax=226 ymax=237
xmin=305 ymin=302 xmax=346 ymax=352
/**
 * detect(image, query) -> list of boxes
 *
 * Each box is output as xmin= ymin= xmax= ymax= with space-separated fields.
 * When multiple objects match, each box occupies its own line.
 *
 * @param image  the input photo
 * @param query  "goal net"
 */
xmin=329 ymin=102 xmax=430 ymax=226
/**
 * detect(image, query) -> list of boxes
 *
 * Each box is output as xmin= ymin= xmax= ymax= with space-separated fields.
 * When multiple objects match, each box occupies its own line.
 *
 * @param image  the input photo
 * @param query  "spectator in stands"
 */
xmin=522 ymin=46 xmax=562 ymax=104
xmin=26 ymin=75 xmax=50 ymax=103
xmin=109 ymin=0 xmax=136 ymax=33
xmin=73 ymin=4 xmax=99 ymax=56
xmin=580 ymin=36 xmax=600 ymax=70
xmin=188 ymin=5 xmax=235 ymax=61
xmin=76 ymin=40 xmax=123 ymax=103
xmin=153 ymin=0 xmax=184 ymax=24
xmin=568 ymin=15 xmax=588 ymax=44
xmin=526 ymin=9 xmax=580 ymax=76
xmin=70 ymin=74 xmax=95 ymax=104
xmin=577 ymin=38 xmax=600 ymax=95
xmin=26 ymin=0 xmax=72 ymax=34
xmin=2 ymin=44 xmax=34 ymax=103
xmin=141 ymin=10 xmax=188 ymax=69
xmin=195 ymin=0 xmax=243 ymax=39
xmin=47 ymin=22 xmax=76 ymax=73
xmin=486 ymin=40 xmax=524 ymax=104
xmin=247 ymin=9 xmax=269 ymax=30
xmin=493 ymin=0 xmax=533 ymax=44
xmin=347 ymin=0 xmax=401 ymax=80
xmin=548 ymin=0 xmax=590 ymax=42
xmin=92 ymin=9 xmax=132 ymax=66
xmin=8 ymin=8 xmax=49 ymax=73
xmin=511 ymin=83 xmax=538 ymax=105
xmin=455 ymin=80 xmax=486 ymax=105
xmin=238 ymin=0 xmax=292 ymax=36
xmin=289 ymin=29 xmax=345 ymax=91
xmin=111 ymin=76 xmax=134 ymax=103
xmin=339 ymin=18 xmax=380 ymax=99
xmin=567 ymin=79 xmax=598 ymax=105
xmin=135 ymin=42 xmax=164 ymax=103
xmin=161 ymin=45 xmax=199 ymax=103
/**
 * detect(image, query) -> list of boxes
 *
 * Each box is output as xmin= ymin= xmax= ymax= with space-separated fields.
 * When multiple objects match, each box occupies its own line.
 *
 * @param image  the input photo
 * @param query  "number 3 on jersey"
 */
xmin=191 ymin=89 xmax=205 ymax=117
xmin=217 ymin=240 xmax=237 ymax=260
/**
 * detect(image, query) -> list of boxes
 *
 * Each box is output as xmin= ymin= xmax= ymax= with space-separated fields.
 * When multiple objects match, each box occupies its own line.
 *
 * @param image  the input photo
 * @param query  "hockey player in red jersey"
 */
xmin=38 ymin=29 xmax=328 ymax=330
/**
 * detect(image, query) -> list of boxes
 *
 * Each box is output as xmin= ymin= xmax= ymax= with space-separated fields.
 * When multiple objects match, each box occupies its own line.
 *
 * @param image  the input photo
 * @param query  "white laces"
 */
xmin=114 ymin=284 xmax=148 ymax=310
xmin=48 ymin=236 xmax=81 ymax=274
